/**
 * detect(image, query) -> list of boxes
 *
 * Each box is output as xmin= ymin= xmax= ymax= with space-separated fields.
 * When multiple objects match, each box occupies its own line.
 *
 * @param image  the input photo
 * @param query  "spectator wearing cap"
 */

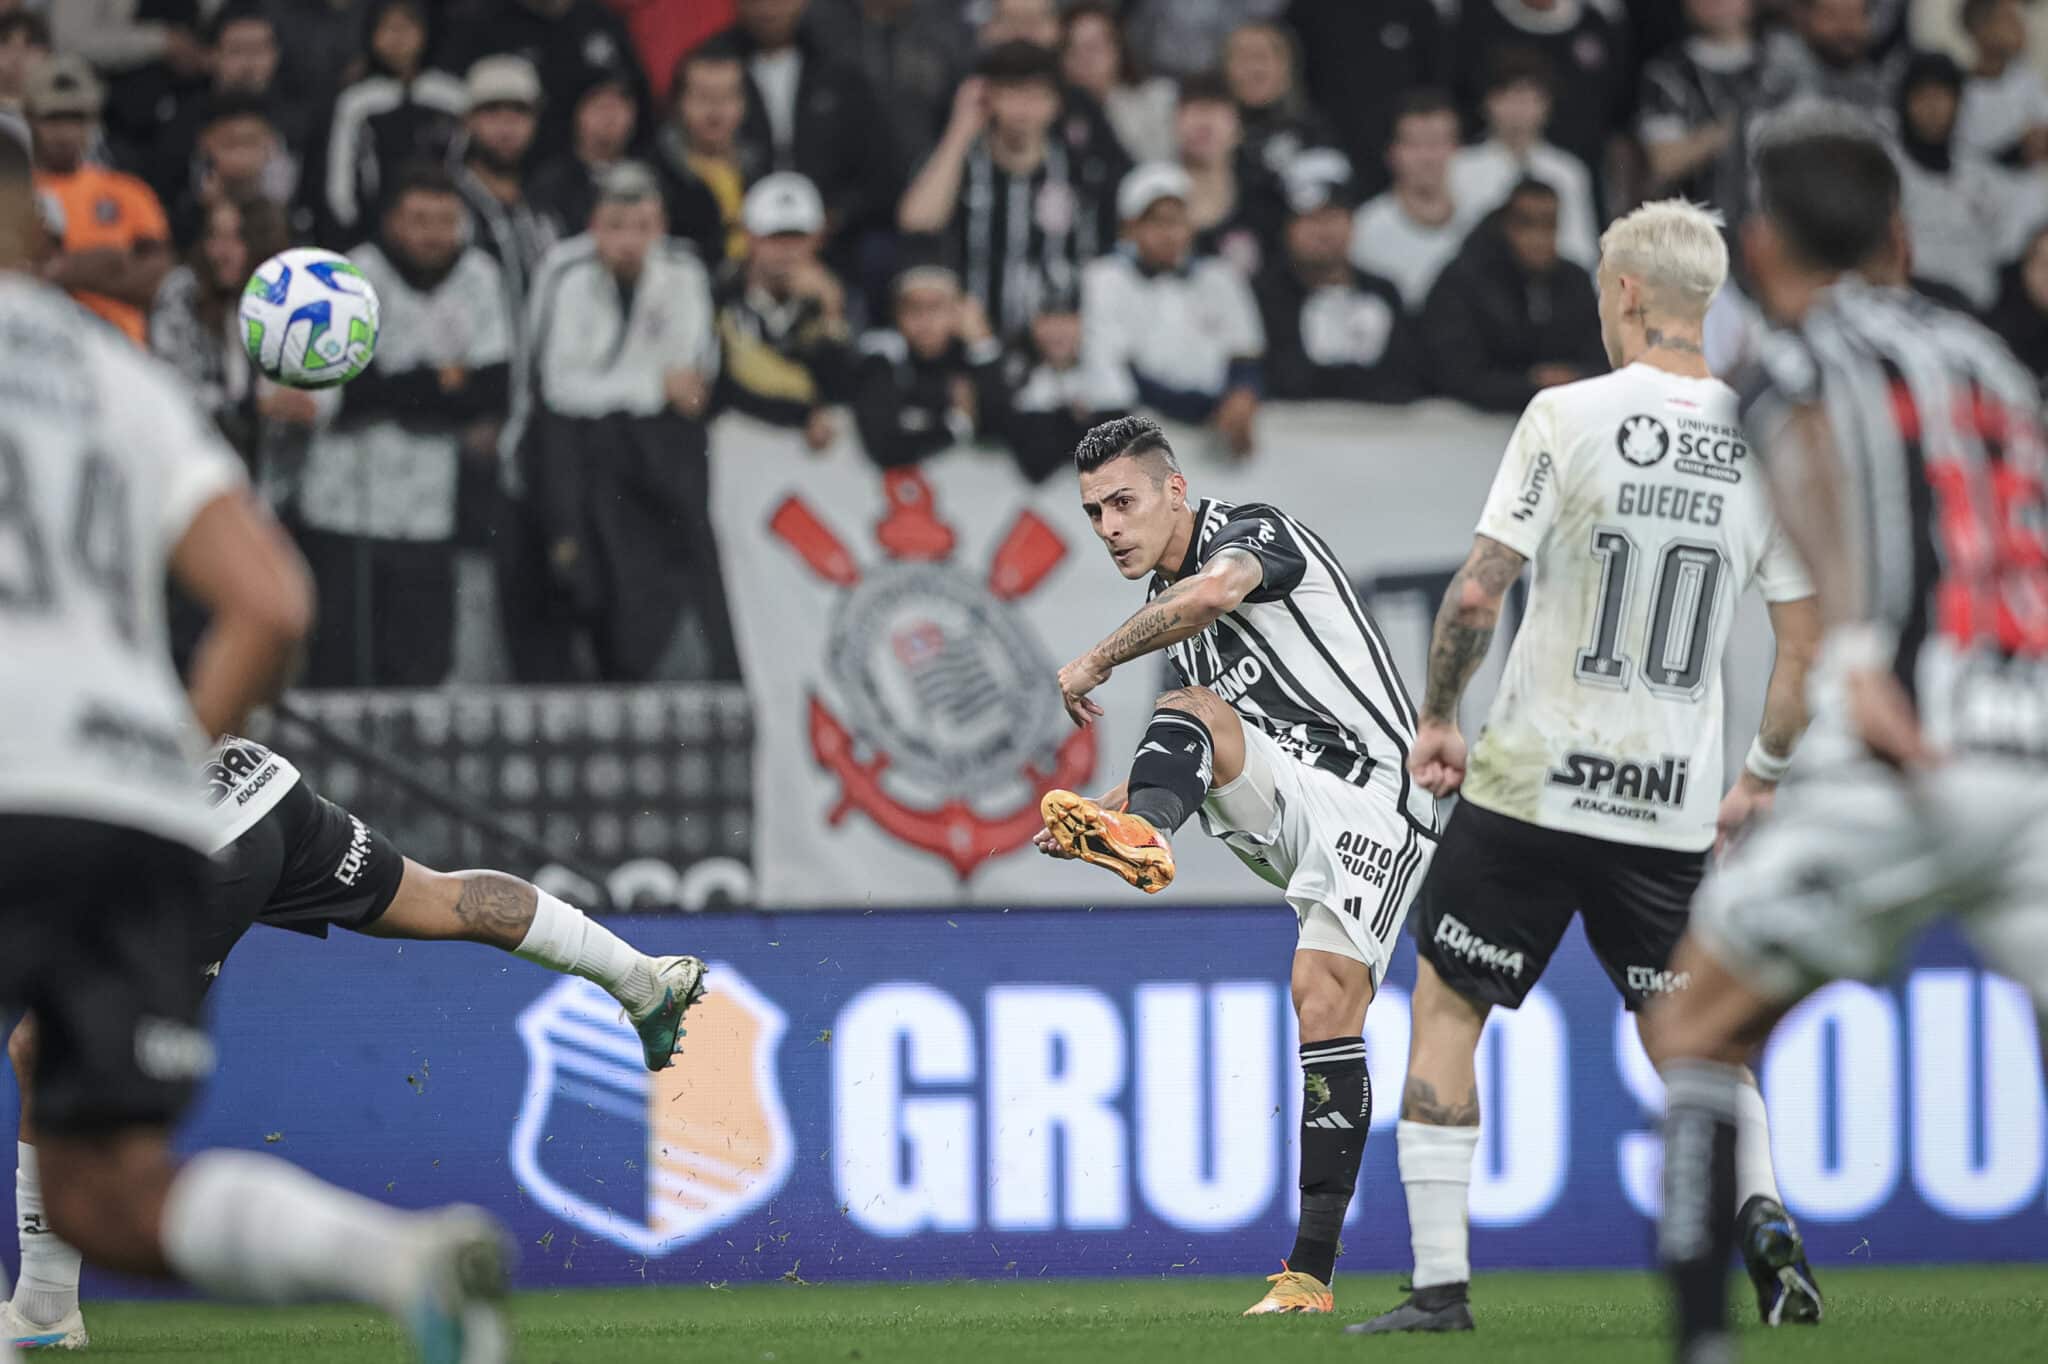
xmin=1350 ymin=90 xmax=1477 ymax=314
xmin=1254 ymin=150 xmax=1416 ymax=403
xmin=807 ymin=0 xmax=970 ymax=174
xmin=852 ymin=266 xmax=1003 ymax=468
xmin=1958 ymin=0 xmax=2048 ymax=168
xmin=1449 ymin=48 xmax=1600 ymax=272
xmin=47 ymin=0 xmax=212 ymax=172
xmin=1060 ymin=1 xmax=1175 ymax=165
xmin=439 ymin=0 xmax=651 ymax=163
xmin=454 ymin=55 xmax=557 ymax=347
xmin=517 ymin=160 xmax=736 ymax=682
xmin=1637 ymin=0 xmax=1760 ymax=205
xmin=1223 ymin=20 xmax=1333 ymax=186
xmin=1418 ymin=179 xmax=1603 ymax=414
xmin=1287 ymin=0 xmax=1447 ymax=201
xmin=899 ymin=40 xmax=1115 ymax=336
xmin=319 ymin=0 xmax=465 ymax=243
xmin=711 ymin=172 xmax=854 ymax=451
xmin=1080 ymin=162 xmax=1265 ymax=457
xmin=0 ymin=12 xmax=49 ymax=153
xmin=530 ymin=69 xmax=648 ymax=242
xmin=652 ymin=44 xmax=755 ymax=270
xmin=167 ymin=92 xmax=298 ymax=250
xmin=1895 ymin=50 xmax=2032 ymax=313
xmin=977 ymin=285 xmax=1113 ymax=481
xmin=702 ymin=0 xmax=902 ymax=259
xmin=1452 ymin=0 xmax=1630 ymax=196
xmin=294 ymin=162 xmax=513 ymax=687
xmin=28 ymin=56 xmax=172 ymax=347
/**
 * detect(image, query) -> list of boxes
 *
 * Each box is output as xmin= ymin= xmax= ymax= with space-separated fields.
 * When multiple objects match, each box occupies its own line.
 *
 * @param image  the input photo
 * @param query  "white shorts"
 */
xmin=1199 ymin=725 xmax=1435 ymax=986
xmin=1693 ymin=736 xmax=2048 ymax=1010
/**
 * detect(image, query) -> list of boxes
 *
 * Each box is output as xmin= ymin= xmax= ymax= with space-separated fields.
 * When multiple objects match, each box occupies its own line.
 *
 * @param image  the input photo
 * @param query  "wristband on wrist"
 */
xmin=1744 ymin=736 xmax=1793 ymax=784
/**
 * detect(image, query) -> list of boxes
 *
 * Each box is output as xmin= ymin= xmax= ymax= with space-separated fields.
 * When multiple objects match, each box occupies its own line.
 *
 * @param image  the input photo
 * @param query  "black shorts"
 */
xmin=196 ymin=776 xmax=406 ymax=977
xmin=1411 ymin=799 xmax=1706 ymax=1011
xmin=0 ymin=817 xmax=214 ymax=1134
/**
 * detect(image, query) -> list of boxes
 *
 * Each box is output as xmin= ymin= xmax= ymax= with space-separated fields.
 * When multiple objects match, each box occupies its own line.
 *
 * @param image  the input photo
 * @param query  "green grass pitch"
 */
xmin=62 ymin=1267 xmax=2045 ymax=1363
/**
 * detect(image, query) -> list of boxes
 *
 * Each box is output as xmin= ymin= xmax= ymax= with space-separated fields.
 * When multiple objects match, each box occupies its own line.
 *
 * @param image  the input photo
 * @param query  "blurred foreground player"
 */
xmin=1356 ymin=200 xmax=1824 ymax=1336
xmin=5 ymin=735 xmax=707 ymax=1350
xmin=1036 ymin=416 xmax=1437 ymax=1314
xmin=0 ymin=135 xmax=507 ymax=1363
xmin=1652 ymin=123 xmax=2048 ymax=1364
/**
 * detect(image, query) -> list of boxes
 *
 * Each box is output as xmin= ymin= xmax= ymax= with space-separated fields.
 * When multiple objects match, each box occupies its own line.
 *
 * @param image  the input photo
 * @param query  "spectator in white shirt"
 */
xmin=1081 ymin=161 xmax=1264 ymax=456
xmin=1957 ymin=0 xmax=2048 ymax=167
xmin=1895 ymin=50 xmax=2032 ymax=311
xmin=1350 ymin=89 xmax=1477 ymax=313
xmin=1450 ymin=47 xmax=1601 ymax=271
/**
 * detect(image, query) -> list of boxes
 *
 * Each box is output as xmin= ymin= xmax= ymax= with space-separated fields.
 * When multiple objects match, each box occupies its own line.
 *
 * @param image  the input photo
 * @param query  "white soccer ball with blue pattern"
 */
xmin=238 ymin=247 xmax=381 ymax=389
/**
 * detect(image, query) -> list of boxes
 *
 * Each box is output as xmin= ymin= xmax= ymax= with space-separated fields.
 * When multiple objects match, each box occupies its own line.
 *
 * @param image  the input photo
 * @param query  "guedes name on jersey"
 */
xmin=1617 ymin=482 xmax=1725 ymax=526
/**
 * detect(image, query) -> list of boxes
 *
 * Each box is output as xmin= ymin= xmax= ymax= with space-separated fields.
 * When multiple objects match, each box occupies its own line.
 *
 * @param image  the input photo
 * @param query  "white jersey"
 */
xmin=1460 ymin=362 xmax=1813 ymax=852
xmin=0 ymin=276 xmax=246 ymax=850
xmin=202 ymin=735 xmax=302 ymax=852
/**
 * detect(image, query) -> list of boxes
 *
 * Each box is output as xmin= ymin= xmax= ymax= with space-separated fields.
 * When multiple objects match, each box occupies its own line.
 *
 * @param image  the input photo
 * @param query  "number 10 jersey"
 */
xmin=1459 ymin=362 xmax=1813 ymax=852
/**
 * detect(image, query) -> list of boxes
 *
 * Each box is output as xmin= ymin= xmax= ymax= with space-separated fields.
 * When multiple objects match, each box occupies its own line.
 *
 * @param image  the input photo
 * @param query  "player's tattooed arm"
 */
xmin=1419 ymin=535 xmax=1526 ymax=723
xmin=1401 ymin=1075 xmax=1481 ymax=1126
xmin=1061 ymin=551 xmax=1264 ymax=725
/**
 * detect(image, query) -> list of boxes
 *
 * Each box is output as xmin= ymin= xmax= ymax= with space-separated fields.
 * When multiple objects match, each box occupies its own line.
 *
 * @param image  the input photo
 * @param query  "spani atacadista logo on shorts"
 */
xmin=509 ymin=967 xmax=793 ymax=1256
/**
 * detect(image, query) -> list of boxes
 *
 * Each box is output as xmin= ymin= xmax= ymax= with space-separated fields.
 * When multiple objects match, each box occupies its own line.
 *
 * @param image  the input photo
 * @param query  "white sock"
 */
xmin=1398 ymin=1120 xmax=1481 ymax=1290
xmin=160 ymin=1151 xmax=421 ymax=1311
xmin=1734 ymin=1080 xmax=1782 ymax=1208
xmin=12 ymin=1143 xmax=82 ymax=1328
xmin=513 ymin=890 xmax=659 ymax=1015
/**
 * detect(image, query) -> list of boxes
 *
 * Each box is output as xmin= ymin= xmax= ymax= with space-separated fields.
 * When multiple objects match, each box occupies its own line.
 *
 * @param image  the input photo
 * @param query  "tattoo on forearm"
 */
xmin=1401 ymin=1075 xmax=1481 ymax=1126
xmin=453 ymin=873 xmax=538 ymax=946
xmin=1097 ymin=578 xmax=1201 ymax=667
xmin=1421 ymin=539 xmax=1523 ymax=721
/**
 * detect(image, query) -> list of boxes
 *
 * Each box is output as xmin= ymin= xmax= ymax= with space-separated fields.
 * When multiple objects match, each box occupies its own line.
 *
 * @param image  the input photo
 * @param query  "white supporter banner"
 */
xmin=710 ymin=402 xmax=1780 ymax=905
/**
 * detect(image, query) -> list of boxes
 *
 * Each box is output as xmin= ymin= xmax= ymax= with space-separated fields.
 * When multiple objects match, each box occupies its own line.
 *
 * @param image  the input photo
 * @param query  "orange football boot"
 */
xmin=1243 ymin=1264 xmax=1334 ymax=1315
xmin=1039 ymin=789 xmax=1176 ymax=893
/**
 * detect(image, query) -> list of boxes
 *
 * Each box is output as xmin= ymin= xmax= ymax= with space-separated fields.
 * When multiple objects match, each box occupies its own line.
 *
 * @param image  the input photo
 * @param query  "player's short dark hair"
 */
xmin=1392 ymin=88 xmax=1457 ymax=135
xmin=1754 ymin=125 xmax=1899 ymax=272
xmin=1486 ymin=46 xmax=1553 ymax=97
xmin=978 ymin=40 xmax=1061 ymax=88
xmin=1179 ymin=71 xmax=1234 ymax=108
xmin=1073 ymin=415 xmax=1180 ymax=476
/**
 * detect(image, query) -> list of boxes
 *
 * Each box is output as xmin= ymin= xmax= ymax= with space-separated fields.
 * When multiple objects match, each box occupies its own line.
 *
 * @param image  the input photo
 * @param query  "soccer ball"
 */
xmin=238 ymin=247 xmax=381 ymax=389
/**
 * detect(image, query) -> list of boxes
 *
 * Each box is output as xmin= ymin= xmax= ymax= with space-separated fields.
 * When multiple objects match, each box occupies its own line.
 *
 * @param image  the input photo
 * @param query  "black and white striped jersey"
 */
xmin=1152 ymin=498 xmax=1437 ymax=838
xmin=1737 ymin=280 xmax=2048 ymax=761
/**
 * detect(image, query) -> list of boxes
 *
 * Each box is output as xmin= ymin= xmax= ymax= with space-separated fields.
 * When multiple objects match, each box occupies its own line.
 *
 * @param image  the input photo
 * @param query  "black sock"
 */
xmin=1124 ymin=708 xmax=1214 ymax=834
xmin=1291 ymin=1036 xmax=1370 ymax=1284
xmin=1660 ymin=1060 xmax=1741 ymax=1363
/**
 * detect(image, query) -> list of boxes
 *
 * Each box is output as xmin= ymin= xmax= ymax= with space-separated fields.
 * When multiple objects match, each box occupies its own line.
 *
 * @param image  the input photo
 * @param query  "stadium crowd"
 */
xmin=3 ymin=0 xmax=2048 ymax=686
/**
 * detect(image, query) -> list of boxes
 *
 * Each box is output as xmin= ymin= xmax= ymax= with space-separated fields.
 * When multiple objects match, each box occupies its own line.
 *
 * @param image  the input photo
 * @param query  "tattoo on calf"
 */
xmin=1401 ymin=1075 xmax=1481 ymax=1126
xmin=453 ymin=873 xmax=537 ymax=942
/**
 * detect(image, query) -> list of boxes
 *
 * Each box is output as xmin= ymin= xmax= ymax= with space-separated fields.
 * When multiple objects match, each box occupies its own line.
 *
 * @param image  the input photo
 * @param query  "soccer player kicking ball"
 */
xmin=4 ymin=736 xmax=705 ymax=1351
xmin=1036 ymin=415 xmax=1439 ymax=1316
xmin=1653 ymin=124 xmax=2048 ymax=1364
xmin=1351 ymin=200 xmax=1824 ymax=1337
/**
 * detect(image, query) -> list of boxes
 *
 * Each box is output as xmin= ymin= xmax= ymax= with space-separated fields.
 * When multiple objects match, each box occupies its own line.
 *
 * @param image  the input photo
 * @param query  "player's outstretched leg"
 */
xmin=1040 ymin=687 xmax=1245 ymax=893
xmin=362 ymin=864 xmax=706 ymax=1071
xmin=2 ymin=1019 xmax=85 ymax=1353
xmin=1246 ymin=950 xmax=1375 ymax=1316
xmin=1637 ymin=1012 xmax=1819 ymax=1327
xmin=1348 ymin=958 xmax=1481 ymax=1335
